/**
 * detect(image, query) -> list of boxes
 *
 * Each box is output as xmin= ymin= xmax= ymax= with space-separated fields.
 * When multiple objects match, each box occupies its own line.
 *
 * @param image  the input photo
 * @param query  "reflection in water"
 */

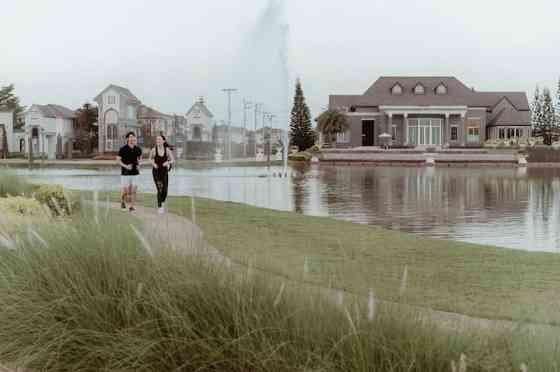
xmin=16 ymin=165 xmax=560 ymax=253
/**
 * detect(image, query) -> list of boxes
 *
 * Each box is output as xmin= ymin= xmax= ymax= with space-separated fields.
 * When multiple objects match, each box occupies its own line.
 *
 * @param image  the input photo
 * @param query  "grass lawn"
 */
xmin=144 ymin=195 xmax=560 ymax=326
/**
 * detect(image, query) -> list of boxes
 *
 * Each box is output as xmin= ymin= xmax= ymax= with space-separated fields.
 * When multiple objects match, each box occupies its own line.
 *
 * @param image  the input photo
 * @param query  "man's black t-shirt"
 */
xmin=118 ymin=145 xmax=142 ymax=176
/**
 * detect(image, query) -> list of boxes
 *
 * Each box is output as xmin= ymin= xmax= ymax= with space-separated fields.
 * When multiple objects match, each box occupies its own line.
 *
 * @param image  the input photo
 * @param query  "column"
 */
xmin=460 ymin=113 xmax=466 ymax=147
xmin=387 ymin=113 xmax=392 ymax=134
xmin=404 ymin=113 xmax=409 ymax=145
xmin=444 ymin=113 xmax=450 ymax=147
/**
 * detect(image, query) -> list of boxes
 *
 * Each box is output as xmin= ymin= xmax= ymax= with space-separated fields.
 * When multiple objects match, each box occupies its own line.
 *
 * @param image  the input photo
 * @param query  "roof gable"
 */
xmin=186 ymin=101 xmax=213 ymax=118
xmin=94 ymin=84 xmax=141 ymax=103
xmin=28 ymin=104 xmax=76 ymax=119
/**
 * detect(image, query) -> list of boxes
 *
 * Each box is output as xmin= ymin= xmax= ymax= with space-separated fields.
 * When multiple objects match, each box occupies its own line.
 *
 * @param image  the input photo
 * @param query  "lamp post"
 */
xmin=243 ymin=99 xmax=252 ymax=159
xmin=254 ymin=103 xmax=263 ymax=158
xmin=266 ymin=114 xmax=276 ymax=168
xmin=222 ymin=88 xmax=237 ymax=160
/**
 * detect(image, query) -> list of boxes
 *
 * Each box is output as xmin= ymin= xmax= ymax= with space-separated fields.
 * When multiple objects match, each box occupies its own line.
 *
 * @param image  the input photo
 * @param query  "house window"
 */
xmin=193 ymin=126 xmax=202 ymax=141
xmin=391 ymin=84 xmax=403 ymax=95
xmin=498 ymin=128 xmax=505 ymax=139
xmin=451 ymin=126 xmax=458 ymax=141
xmin=515 ymin=128 xmax=522 ymax=138
xmin=436 ymin=84 xmax=448 ymax=95
xmin=391 ymin=125 xmax=398 ymax=141
xmin=128 ymin=106 xmax=135 ymax=119
xmin=414 ymin=84 xmax=425 ymax=95
xmin=507 ymin=128 xmax=515 ymax=139
xmin=337 ymin=130 xmax=350 ymax=143
xmin=108 ymin=96 xmax=116 ymax=104
xmin=467 ymin=126 xmax=480 ymax=142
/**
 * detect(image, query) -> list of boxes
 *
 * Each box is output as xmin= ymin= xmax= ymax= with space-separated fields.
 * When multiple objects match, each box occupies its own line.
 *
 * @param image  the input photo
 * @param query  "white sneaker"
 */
xmin=158 ymin=207 xmax=165 ymax=214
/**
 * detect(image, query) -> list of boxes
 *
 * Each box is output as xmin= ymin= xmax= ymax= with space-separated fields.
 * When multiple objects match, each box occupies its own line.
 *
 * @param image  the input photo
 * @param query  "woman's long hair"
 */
xmin=155 ymin=133 xmax=174 ymax=151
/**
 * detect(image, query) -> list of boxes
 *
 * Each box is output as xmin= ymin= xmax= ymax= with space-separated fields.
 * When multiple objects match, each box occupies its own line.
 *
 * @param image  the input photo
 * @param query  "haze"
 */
xmin=1 ymin=0 xmax=558 ymax=129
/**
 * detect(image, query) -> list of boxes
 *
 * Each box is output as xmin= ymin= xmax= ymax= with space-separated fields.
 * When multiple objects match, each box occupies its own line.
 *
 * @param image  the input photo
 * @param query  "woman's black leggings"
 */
xmin=152 ymin=168 xmax=168 ymax=207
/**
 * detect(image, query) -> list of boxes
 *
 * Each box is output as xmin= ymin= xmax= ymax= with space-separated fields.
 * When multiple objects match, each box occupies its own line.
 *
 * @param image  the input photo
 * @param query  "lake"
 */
xmin=15 ymin=164 xmax=560 ymax=253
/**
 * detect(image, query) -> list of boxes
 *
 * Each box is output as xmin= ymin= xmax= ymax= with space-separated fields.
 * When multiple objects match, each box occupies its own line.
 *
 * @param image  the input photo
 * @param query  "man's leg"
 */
xmin=129 ymin=178 xmax=137 ymax=211
xmin=120 ymin=177 xmax=128 ymax=210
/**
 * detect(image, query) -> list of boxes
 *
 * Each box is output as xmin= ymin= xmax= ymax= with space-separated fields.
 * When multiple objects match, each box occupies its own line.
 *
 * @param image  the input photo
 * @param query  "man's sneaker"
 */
xmin=121 ymin=202 xmax=127 ymax=211
xmin=158 ymin=207 xmax=165 ymax=215
xmin=129 ymin=206 xmax=136 ymax=212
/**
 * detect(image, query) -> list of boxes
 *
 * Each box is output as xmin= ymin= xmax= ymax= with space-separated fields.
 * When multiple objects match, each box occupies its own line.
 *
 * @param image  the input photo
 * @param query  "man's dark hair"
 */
xmin=125 ymin=132 xmax=136 ymax=139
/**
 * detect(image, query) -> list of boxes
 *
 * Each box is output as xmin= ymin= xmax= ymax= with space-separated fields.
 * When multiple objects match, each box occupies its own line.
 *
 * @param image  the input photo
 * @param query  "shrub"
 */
xmin=288 ymin=151 xmax=312 ymax=162
xmin=0 ymin=195 xmax=46 ymax=217
xmin=34 ymin=184 xmax=79 ymax=216
xmin=0 ymin=171 xmax=35 ymax=197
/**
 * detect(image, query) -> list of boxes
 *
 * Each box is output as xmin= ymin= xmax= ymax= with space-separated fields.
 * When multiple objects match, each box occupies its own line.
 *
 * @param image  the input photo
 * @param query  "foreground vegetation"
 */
xmin=139 ymin=195 xmax=560 ymax=326
xmin=0 ymin=202 xmax=558 ymax=371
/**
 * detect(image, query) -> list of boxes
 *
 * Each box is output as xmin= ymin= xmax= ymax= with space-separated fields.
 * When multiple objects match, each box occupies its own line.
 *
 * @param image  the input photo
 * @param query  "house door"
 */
xmin=362 ymin=120 xmax=375 ymax=146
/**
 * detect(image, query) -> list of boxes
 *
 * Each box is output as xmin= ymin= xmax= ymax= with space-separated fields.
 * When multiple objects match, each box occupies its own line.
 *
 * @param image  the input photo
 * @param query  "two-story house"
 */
xmin=328 ymin=76 xmax=530 ymax=148
xmin=185 ymin=98 xmax=214 ymax=142
xmin=23 ymin=104 xmax=76 ymax=159
xmin=137 ymin=105 xmax=175 ymax=148
xmin=94 ymin=84 xmax=142 ymax=153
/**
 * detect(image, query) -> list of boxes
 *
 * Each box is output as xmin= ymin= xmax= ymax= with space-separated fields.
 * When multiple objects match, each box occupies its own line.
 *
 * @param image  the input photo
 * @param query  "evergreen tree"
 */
xmin=74 ymin=103 xmax=99 ymax=155
xmin=0 ymin=84 xmax=25 ymax=126
xmin=542 ymin=88 xmax=556 ymax=145
xmin=530 ymin=86 xmax=543 ymax=130
xmin=556 ymin=77 xmax=560 ymax=127
xmin=289 ymin=79 xmax=315 ymax=151
xmin=0 ymin=124 xmax=8 ymax=158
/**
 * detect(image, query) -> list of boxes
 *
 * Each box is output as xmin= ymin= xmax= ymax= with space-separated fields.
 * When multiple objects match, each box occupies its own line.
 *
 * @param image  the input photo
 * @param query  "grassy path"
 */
xmin=145 ymin=195 xmax=560 ymax=326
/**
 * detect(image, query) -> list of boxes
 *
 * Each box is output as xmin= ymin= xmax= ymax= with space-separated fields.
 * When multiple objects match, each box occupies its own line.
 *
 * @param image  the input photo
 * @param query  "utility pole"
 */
xmin=265 ymin=113 xmax=275 ymax=168
xmin=222 ymin=88 xmax=237 ymax=160
xmin=243 ymin=99 xmax=252 ymax=159
xmin=254 ymin=103 xmax=263 ymax=158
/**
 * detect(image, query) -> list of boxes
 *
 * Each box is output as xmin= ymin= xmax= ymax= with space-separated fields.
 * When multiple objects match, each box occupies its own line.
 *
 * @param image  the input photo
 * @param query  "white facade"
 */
xmin=23 ymin=105 xmax=75 ymax=159
xmin=94 ymin=85 xmax=142 ymax=153
xmin=0 ymin=111 xmax=15 ymax=153
xmin=185 ymin=99 xmax=213 ymax=142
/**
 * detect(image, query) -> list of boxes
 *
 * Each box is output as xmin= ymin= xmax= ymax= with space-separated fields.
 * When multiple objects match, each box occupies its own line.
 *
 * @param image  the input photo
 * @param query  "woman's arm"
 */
xmin=149 ymin=148 xmax=157 ymax=168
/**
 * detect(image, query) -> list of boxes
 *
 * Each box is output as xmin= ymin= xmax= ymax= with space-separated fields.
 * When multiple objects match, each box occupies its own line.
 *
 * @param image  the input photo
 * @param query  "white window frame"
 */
xmin=414 ymin=84 xmax=425 ymax=95
xmin=108 ymin=95 xmax=116 ymax=104
xmin=436 ymin=84 xmax=448 ymax=95
xmin=391 ymin=84 xmax=403 ymax=95
xmin=336 ymin=130 xmax=350 ymax=143
xmin=391 ymin=124 xmax=398 ymax=141
xmin=451 ymin=125 xmax=459 ymax=141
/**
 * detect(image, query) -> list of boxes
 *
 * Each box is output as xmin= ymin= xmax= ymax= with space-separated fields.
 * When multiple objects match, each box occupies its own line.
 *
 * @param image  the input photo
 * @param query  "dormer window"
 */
xmin=435 ymin=84 xmax=448 ymax=95
xmin=414 ymin=84 xmax=425 ymax=95
xmin=391 ymin=83 xmax=403 ymax=95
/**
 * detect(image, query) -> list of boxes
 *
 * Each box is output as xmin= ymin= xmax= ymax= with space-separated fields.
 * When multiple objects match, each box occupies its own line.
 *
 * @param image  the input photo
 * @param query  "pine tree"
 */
xmin=289 ymin=79 xmax=316 ymax=151
xmin=530 ymin=86 xmax=543 ymax=131
xmin=542 ymin=88 xmax=556 ymax=145
xmin=555 ymin=77 xmax=560 ymax=127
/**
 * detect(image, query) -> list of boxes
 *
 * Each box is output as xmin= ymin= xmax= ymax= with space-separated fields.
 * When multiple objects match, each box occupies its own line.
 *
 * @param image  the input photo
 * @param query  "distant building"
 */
xmin=328 ymin=76 xmax=530 ymax=148
xmin=94 ymin=84 xmax=142 ymax=153
xmin=255 ymin=126 xmax=285 ymax=147
xmin=185 ymin=97 xmax=213 ymax=142
xmin=137 ymin=104 xmax=174 ymax=148
xmin=213 ymin=124 xmax=246 ymax=145
xmin=23 ymin=104 xmax=76 ymax=159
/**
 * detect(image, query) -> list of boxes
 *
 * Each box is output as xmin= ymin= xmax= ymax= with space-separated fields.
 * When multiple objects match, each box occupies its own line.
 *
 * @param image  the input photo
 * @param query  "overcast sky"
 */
xmin=1 ymin=0 xmax=559 ymax=128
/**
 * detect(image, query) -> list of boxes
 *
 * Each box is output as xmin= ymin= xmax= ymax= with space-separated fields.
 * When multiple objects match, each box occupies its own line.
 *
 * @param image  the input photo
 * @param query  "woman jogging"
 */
xmin=149 ymin=134 xmax=174 ymax=214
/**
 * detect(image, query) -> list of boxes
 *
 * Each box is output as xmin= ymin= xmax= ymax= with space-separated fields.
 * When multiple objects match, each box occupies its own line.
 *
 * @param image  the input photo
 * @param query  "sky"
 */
xmin=1 ymin=0 xmax=559 ymax=130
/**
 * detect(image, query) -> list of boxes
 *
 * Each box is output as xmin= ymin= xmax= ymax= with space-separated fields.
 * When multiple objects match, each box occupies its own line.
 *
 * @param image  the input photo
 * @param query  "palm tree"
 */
xmin=316 ymin=109 xmax=350 ymax=147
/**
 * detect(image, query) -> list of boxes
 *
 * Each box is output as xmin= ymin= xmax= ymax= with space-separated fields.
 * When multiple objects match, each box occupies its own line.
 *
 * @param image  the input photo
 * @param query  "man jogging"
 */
xmin=117 ymin=132 xmax=142 ymax=212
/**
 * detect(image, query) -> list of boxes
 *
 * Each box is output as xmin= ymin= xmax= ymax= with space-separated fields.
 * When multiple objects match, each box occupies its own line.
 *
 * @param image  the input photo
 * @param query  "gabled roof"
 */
xmin=29 ymin=104 xmax=76 ymax=119
xmin=487 ymin=107 xmax=531 ymax=126
xmin=330 ymin=76 xmax=529 ymax=111
xmin=93 ymin=84 xmax=141 ymax=103
xmin=137 ymin=104 xmax=172 ymax=119
xmin=186 ymin=100 xmax=213 ymax=118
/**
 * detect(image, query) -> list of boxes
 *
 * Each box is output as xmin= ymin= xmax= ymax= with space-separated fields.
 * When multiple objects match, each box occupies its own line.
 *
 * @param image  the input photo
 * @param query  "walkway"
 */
xmin=129 ymin=204 xmax=556 ymax=335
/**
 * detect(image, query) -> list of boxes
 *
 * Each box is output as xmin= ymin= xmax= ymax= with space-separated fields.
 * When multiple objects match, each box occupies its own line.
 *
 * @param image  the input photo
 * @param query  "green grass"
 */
xmin=141 ymin=195 xmax=560 ymax=326
xmin=0 ymin=202 xmax=558 ymax=371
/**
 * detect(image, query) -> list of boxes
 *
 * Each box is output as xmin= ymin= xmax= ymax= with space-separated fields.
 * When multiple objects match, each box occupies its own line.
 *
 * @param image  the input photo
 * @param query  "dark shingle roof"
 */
xmin=137 ymin=105 xmax=172 ymax=119
xmin=35 ymin=104 xmax=76 ymax=119
xmin=331 ymin=76 xmax=529 ymax=111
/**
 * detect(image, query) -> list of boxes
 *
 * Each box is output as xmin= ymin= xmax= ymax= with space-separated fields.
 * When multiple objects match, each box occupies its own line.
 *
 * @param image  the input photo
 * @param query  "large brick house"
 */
xmin=328 ymin=76 xmax=530 ymax=148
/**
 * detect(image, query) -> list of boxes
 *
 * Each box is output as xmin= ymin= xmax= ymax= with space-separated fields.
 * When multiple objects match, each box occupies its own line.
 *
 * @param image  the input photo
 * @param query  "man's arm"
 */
xmin=117 ymin=155 xmax=132 ymax=170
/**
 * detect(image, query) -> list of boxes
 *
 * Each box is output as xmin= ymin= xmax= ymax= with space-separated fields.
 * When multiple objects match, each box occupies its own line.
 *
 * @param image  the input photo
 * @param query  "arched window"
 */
xmin=414 ymin=84 xmax=425 ymax=95
xmin=104 ymin=110 xmax=119 ymax=151
xmin=391 ymin=83 xmax=403 ymax=95
xmin=193 ymin=126 xmax=202 ymax=141
xmin=435 ymin=84 xmax=448 ymax=95
xmin=20 ymin=138 xmax=25 ymax=153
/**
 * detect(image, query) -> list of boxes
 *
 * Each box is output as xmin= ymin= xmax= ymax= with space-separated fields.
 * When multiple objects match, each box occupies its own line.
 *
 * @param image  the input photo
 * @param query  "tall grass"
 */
xmin=0 ymin=170 xmax=35 ymax=197
xmin=0 ymin=208 xmax=557 ymax=371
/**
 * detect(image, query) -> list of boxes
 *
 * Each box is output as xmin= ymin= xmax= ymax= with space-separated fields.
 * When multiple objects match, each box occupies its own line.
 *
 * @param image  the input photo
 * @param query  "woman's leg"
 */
xmin=152 ymin=169 xmax=164 ymax=208
xmin=161 ymin=171 xmax=169 ymax=205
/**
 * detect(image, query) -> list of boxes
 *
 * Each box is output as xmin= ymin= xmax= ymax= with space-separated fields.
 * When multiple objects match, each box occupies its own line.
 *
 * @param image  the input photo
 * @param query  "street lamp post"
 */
xmin=222 ymin=88 xmax=237 ymax=160
xmin=254 ymin=103 xmax=263 ymax=158
xmin=243 ymin=99 xmax=252 ymax=159
xmin=266 ymin=114 xmax=276 ymax=168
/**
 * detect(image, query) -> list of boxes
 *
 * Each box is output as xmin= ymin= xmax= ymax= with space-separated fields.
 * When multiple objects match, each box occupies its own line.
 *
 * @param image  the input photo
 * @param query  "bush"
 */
xmin=34 ymin=184 xmax=79 ymax=216
xmin=288 ymin=151 xmax=312 ymax=162
xmin=0 ymin=195 xmax=46 ymax=217
xmin=0 ymin=171 xmax=35 ymax=197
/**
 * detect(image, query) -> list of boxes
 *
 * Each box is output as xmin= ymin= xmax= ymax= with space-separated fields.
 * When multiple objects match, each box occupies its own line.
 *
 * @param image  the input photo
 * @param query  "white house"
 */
xmin=94 ymin=84 xmax=142 ymax=153
xmin=23 ymin=104 xmax=76 ymax=159
xmin=185 ymin=97 xmax=214 ymax=142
